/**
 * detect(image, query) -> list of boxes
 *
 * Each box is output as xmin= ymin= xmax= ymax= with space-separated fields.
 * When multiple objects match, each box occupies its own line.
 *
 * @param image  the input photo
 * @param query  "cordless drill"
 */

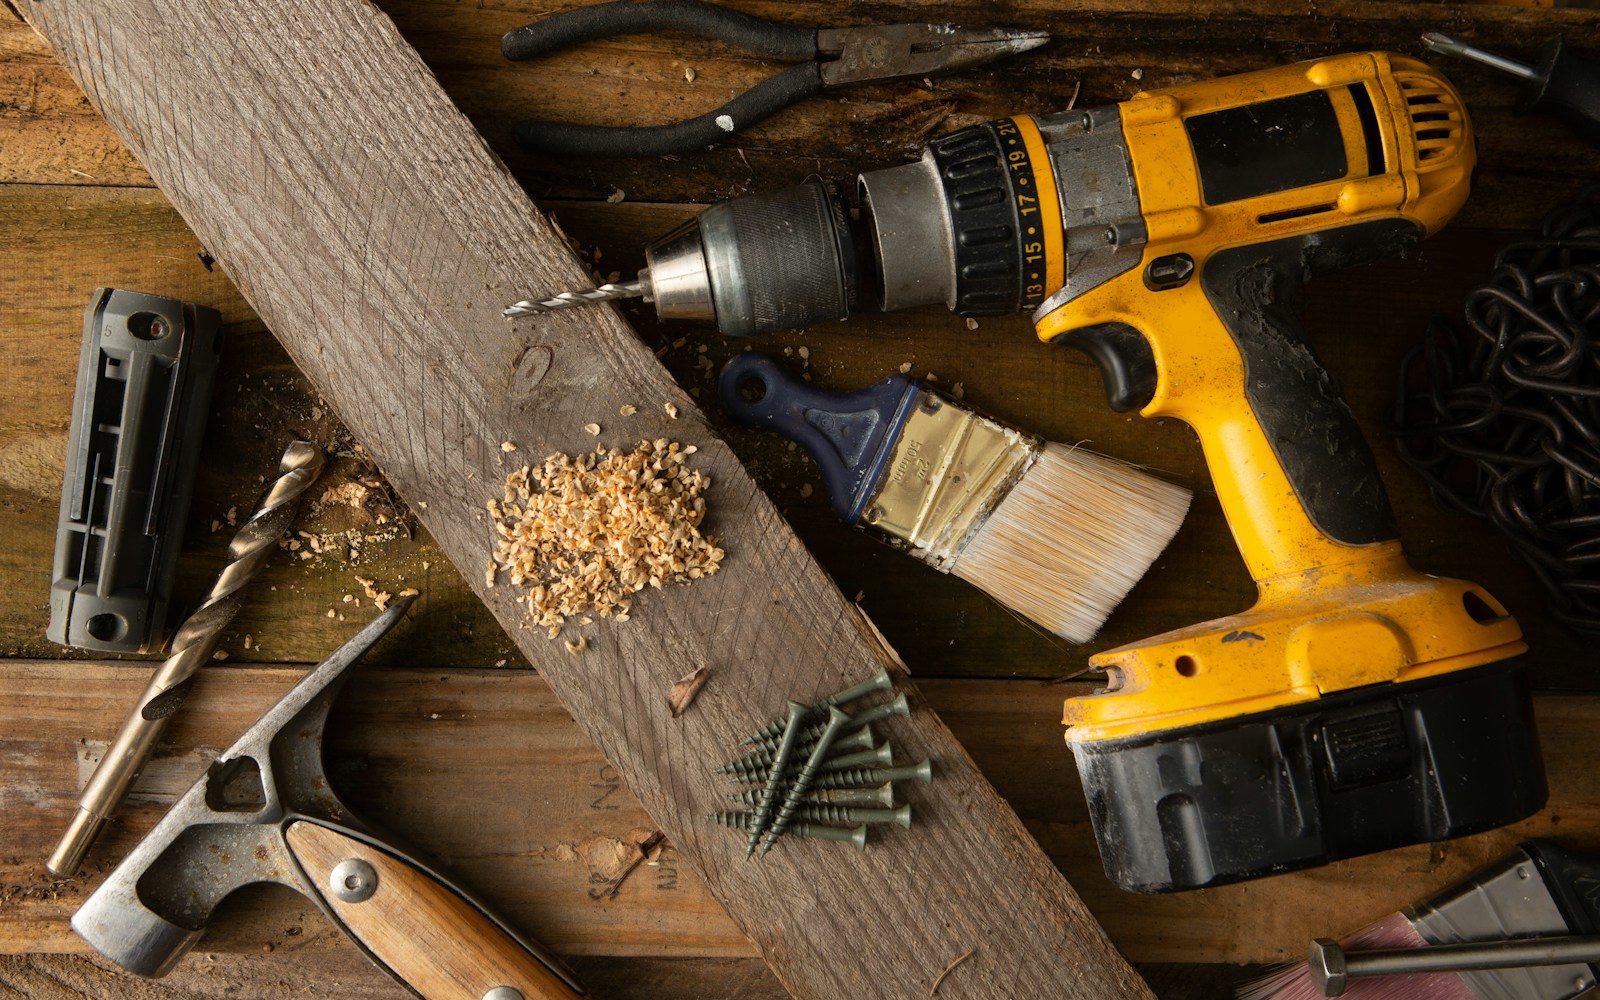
xmin=512 ymin=53 xmax=1547 ymax=892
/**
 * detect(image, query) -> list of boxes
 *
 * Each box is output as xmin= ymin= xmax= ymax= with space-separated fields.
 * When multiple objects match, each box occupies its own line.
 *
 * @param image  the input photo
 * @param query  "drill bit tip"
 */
xmin=504 ymin=280 xmax=646 ymax=318
xmin=1421 ymin=31 xmax=1538 ymax=81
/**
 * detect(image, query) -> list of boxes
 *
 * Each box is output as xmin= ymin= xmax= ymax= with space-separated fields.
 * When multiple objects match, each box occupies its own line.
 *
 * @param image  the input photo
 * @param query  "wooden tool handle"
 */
xmin=286 ymin=820 xmax=583 ymax=1000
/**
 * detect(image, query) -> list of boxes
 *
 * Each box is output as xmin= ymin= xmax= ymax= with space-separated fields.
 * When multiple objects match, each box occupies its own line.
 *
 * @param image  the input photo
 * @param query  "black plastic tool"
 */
xmin=48 ymin=289 xmax=221 ymax=653
xmin=1424 ymin=32 xmax=1600 ymax=143
xmin=502 ymin=0 xmax=1049 ymax=157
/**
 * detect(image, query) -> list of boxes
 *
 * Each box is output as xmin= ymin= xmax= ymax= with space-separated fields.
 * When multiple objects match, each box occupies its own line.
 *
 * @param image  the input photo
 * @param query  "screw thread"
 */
xmin=743 ymin=693 xmax=908 ymax=754
xmin=761 ymin=708 xmax=851 ymax=856
xmin=792 ymin=803 xmax=912 ymax=828
xmin=716 ymin=724 xmax=873 ymax=775
xmin=741 ymin=669 xmax=896 ymax=745
xmin=744 ymin=701 xmax=806 ymax=858
xmin=729 ymin=784 xmax=893 ymax=808
xmin=706 ymin=812 xmax=867 ymax=848
xmin=809 ymin=760 xmax=933 ymax=790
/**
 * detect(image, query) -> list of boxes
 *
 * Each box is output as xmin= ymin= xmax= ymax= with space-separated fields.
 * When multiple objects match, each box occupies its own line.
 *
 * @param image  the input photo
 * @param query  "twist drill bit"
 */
xmin=761 ymin=708 xmax=851 ymax=856
xmin=707 ymin=812 xmax=867 ymax=849
xmin=729 ymin=783 xmax=895 ymax=808
xmin=745 ymin=701 xmax=806 ymax=858
xmin=503 ymin=280 xmax=646 ymax=318
xmin=741 ymin=669 xmax=896 ymax=745
xmin=743 ymin=693 xmax=910 ymax=755
xmin=714 ymin=724 xmax=875 ymax=776
xmin=792 ymin=803 xmax=913 ymax=829
xmin=809 ymin=760 xmax=933 ymax=790
xmin=47 ymin=441 xmax=325 ymax=877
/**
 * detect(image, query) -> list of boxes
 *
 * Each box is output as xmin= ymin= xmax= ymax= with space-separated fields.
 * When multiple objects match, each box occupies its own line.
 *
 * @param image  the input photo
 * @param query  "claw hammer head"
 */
xmin=70 ymin=597 xmax=416 ymax=977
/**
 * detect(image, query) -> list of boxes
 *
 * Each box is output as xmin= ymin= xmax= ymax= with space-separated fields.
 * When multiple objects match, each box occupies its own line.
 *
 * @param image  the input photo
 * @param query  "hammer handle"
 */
xmin=287 ymin=820 xmax=584 ymax=999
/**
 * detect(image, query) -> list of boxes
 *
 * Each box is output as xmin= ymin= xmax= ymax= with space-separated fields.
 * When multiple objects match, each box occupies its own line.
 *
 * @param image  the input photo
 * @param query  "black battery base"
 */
xmin=1073 ymin=660 xmax=1547 ymax=894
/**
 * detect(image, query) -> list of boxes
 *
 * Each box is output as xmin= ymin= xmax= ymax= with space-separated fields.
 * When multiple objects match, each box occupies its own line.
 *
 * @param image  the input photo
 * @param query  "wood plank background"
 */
xmin=2 ymin=0 xmax=1598 ymax=997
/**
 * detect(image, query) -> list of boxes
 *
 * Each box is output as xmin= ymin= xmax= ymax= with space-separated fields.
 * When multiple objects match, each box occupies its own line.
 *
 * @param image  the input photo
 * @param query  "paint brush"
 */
xmin=717 ymin=352 xmax=1190 ymax=643
xmin=1239 ymin=841 xmax=1600 ymax=1000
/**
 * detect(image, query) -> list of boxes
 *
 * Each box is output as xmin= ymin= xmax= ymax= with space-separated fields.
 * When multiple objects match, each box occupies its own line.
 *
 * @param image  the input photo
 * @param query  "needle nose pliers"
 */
xmin=501 ymin=0 xmax=1050 ymax=157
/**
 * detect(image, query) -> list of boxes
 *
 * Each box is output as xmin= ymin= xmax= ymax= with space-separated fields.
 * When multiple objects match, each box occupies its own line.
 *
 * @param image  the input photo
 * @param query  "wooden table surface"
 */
xmin=3 ymin=1 xmax=1599 ymax=997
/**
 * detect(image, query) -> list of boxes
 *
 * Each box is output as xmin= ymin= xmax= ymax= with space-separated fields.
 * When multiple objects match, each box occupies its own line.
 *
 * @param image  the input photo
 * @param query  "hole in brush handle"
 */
xmin=716 ymin=352 xmax=920 ymax=523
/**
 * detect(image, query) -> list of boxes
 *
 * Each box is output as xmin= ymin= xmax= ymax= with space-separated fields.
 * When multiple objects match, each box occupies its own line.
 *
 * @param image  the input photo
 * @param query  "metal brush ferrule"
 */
xmin=1407 ymin=846 xmax=1595 ymax=1000
xmin=863 ymin=390 xmax=1036 ymax=571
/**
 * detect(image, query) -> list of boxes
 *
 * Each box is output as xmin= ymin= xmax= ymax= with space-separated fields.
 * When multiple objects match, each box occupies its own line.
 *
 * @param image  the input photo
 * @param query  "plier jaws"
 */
xmin=815 ymin=24 xmax=1051 ymax=88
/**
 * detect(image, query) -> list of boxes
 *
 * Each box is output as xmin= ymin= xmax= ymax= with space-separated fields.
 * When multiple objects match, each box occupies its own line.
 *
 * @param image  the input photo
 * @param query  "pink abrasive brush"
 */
xmin=1240 ymin=841 xmax=1600 ymax=1000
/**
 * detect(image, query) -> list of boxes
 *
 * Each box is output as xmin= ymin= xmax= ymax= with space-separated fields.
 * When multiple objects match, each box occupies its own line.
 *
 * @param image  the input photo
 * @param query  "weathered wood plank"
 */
xmin=0 ymin=952 xmax=1256 ymax=1000
xmin=4 ymin=1 xmax=1598 ymax=227
xmin=0 ymin=180 xmax=1591 ymax=686
xmin=13 ymin=2 xmax=1149 ymax=997
xmin=4 ymin=660 xmax=1595 ymax=965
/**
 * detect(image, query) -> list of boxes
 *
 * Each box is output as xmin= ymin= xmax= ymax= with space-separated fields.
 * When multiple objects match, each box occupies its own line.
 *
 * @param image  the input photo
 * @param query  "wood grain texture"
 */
xmin=6 ymin=659 xmax=1596 ymax=966
xmin=285 ymin=820 xmax=582 ymax=1000
xmin=5 ymin=1 xmax=1598 ymax=231
xmin=1 ymin=181 xmax=1596 ymax=688
xmin=0 ymin=952 xmax=1259 ymax=1000
xmin=13 ymin=2 xmax=1149 ymax=997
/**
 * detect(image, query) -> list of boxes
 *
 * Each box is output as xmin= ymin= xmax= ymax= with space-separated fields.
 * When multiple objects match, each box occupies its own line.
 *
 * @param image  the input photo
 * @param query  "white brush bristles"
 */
xmin=949 ymin=442 xmax=1190 ymax=644
xmin=1235 ymin=913 xmax=1477 ymax=1000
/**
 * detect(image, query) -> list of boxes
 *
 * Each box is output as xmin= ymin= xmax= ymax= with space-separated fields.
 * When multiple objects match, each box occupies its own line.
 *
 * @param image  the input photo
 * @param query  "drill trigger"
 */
xmin=1051 ymin=322 xmax=1158 ymax=413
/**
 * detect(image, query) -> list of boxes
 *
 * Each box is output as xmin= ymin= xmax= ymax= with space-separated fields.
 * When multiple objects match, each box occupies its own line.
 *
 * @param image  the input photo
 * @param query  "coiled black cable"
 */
xmin=1393 ymin=186 xmax=1600 ymax=636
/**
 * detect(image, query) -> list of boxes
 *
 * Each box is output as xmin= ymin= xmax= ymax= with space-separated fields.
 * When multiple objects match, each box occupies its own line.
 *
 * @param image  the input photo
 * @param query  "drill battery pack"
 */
xmin=1074 ymin=659 xmax=1547 ymax=894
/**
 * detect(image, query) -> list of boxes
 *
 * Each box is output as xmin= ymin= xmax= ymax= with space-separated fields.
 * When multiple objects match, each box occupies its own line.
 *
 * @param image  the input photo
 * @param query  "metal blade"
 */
xmin=817 ymin=24 xmax=1050 ymax=87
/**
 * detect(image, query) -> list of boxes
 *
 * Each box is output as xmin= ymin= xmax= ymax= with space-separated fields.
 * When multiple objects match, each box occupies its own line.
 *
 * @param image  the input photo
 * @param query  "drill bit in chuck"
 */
xmin=503 ymin=279 xmax=646 ymax=317
xmin=47 ymin=440 xmax=325 ymax=878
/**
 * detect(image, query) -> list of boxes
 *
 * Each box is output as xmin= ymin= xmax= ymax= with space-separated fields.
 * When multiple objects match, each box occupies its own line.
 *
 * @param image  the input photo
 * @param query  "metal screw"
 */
xmin=728 ymin=742 xmax=892 ymax=783
xmin=742 ymin=669 xmax=895 ymax=745
xmin=743 ymin=693 xmax=909 ymax=754
xmin=330 ymin=858 xmax=378 ymax=903
xmin=761 ymin=708 xmax=851 ymax=856
xmin=793 ymin=803 xmax=912 ymax=828
xmin=707 ymin=812 xmax=867 ymax=849
xmin=730 ymin=783 xmax=894 ymax=808
xmin=744 ymin=701 xmax=805 ymax=858
xmin=810 ymin=760 xmax=933 ymax=790
xmin=715 ymin=724 xmax=875 ymax=776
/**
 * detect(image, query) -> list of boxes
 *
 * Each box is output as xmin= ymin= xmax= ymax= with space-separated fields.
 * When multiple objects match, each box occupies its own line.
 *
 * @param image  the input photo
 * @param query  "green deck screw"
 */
xmin=707 ymin=812 xmax=867 ymax=850
xmin=728 ymin=741 xmax=892 ymax=783
xmin=809 ymin=759 xmax=933 ymax=790
xmin=743 ymin=701 xmax=805 ymax=858
xmin=714 ymin=724 xmax=875 ymax=776
xmin=741 ymin=668 xmax=895 ymax=746
xmin=743 ymin=693 xmax=910 ymax=755
xmin=793 ymin=803 xmax=912 ymax=828
xmin=760 ymin=707 xmax=851 ymax=856
xmin=729 ymin=783 xmax=894 ymax=808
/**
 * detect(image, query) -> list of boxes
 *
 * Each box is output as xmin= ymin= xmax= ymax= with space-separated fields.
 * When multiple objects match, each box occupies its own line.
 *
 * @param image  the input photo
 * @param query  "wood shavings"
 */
xmin=800 ymin=483 xmax=813 ymax=499
xmin=584 ymin=422 xmax=602 ymax=435
xmin=565 ymin=636 xmax=589 ymax=656
xmin=501 ymin=440 xmax=517 ymax=452
xmin=667 ymin=665 xmax=709 ymax=717
xmin=490 ymin=439 xmax=724 ymax=631
xmin=619 ymin=404 xmax=637 ymax=416
xmin=606 ymin=189 xmax=626 ymax=204
xmin=684 ymin=66 xmax=696 ymax=83
xmin=664 ymin=402 xmax=678 ymax=419
xmin=965 ymin=317 xmax=979 ymax=331
xmin=899 ymin=362 xmax=913 ymax=374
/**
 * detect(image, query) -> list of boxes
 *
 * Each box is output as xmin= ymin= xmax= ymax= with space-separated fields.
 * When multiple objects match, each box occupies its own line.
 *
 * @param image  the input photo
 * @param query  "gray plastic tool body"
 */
xmin=48 ymin=289 xmax=221 ymax=652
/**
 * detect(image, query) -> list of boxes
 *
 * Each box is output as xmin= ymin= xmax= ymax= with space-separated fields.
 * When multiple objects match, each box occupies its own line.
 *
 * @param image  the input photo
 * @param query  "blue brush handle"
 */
xmin=718 ymin=353 xmax=919 ymax=524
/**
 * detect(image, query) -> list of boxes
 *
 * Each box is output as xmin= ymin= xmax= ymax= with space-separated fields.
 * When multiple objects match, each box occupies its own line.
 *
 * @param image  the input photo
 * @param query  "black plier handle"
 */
xmin=502 ymin=0 xmax=1049 ymax=157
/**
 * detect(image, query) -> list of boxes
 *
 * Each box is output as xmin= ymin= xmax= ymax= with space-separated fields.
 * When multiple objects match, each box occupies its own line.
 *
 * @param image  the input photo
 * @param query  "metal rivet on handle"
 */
xmin=483 ymin=988 xmax=525 ymax=1000
xmin=329 ymin=858 xmax=378 ymax=903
